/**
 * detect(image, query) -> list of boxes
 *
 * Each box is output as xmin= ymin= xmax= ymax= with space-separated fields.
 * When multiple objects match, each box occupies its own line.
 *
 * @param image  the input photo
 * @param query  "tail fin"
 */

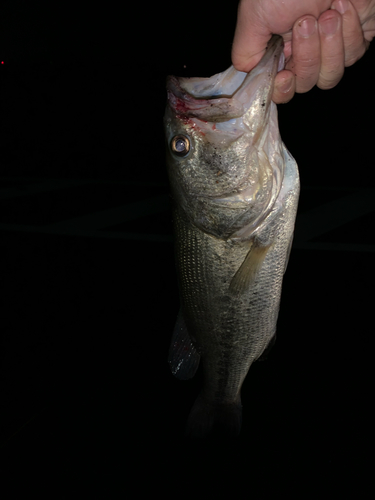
xmin=185 ymin=393 xmax=242 ymax=438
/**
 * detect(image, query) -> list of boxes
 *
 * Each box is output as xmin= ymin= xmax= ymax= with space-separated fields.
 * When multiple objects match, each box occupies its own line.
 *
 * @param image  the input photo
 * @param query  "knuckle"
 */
xmin=287 ymin=56 xmax=319 ymax=93
xmin=317 ymin=75 xmax=342 ymax=90
xmin=295 ymin=79 xmax=316 ymax=93
xmin=294 ymin=65 xmax=319 ymax=91
xmin=318 ymin=60 xmax=344 ymax=89
xmin=295 ymin=53 xmax=320 ymax=68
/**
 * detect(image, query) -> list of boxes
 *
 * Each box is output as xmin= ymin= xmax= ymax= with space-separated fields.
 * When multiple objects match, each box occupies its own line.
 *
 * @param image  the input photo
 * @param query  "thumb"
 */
xmin=231 ymin=2 xmax=273 ymax=72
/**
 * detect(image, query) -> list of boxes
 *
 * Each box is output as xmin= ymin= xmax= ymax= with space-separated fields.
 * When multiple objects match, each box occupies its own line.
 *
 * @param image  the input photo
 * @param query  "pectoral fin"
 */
xmin=229 ymin=241 xmax=272 ymax=297
xmin=168 ymin=309 xmax=200 ymax=380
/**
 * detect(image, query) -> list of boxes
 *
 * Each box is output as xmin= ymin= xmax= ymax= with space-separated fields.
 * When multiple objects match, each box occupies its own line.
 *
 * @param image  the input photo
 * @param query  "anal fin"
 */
xmin=168 ymin=309 xmax=200 ymax=380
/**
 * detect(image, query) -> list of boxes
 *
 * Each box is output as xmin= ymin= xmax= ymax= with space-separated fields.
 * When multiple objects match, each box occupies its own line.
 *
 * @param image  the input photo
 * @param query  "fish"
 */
xmin=164 ymin=35 xmax=300 ymax=438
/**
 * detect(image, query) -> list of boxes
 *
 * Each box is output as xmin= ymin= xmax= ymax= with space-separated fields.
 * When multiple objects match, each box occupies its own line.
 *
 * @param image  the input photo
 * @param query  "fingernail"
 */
xmin=320 ymin=15 xmax=339 ymax=35
xmin=297 ymin=17 xmax=317 ymax=38
xmin=278 ymin=78 xmax=293 ymax=94
xmin=332 ymin=0 xmax=348 ymax=15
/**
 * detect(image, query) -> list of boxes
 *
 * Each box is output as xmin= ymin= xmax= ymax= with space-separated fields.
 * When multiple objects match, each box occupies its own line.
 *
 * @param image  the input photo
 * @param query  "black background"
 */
xmin=1 ymin=2 xmax=374 ymax=497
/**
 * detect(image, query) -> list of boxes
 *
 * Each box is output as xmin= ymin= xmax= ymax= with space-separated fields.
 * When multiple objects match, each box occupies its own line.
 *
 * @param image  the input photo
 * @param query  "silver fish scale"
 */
xmin=172 ymin=162 xmax=298 ymax=405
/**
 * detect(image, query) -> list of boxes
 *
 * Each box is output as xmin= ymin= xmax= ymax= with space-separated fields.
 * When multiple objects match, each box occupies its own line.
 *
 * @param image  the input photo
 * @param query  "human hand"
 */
xmin=232 ymin=0 xmax=375 ymax=103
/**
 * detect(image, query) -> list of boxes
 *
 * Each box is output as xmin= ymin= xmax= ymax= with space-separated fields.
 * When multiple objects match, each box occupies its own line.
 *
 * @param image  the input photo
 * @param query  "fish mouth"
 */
xmin=165 ymin=36 xmax=286 ymax=237
xmin=166 ymin=71 xmax=247 ymax=124
xmin=166 ymin=36 xmax=284 ymax=130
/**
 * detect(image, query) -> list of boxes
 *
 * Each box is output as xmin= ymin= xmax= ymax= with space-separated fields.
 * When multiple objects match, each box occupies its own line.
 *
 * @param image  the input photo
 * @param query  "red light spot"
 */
xmin=1 ymin=61 xmax=4 ymax=65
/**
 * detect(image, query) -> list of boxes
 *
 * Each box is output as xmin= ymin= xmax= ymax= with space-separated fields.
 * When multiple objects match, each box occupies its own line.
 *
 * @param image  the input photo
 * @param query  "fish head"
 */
xmin=164 ymin=36 xmax=286 ymax=239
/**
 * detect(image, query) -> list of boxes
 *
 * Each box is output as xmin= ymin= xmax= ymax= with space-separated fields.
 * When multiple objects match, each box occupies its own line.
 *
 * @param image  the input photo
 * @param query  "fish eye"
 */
xmin=170 ymin=135 xmax=190 ymax=157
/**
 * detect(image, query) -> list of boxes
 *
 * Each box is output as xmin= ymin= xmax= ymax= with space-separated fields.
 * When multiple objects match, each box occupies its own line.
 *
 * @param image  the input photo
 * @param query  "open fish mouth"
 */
xmin=166 ymin=36 xmax=285 ymax=144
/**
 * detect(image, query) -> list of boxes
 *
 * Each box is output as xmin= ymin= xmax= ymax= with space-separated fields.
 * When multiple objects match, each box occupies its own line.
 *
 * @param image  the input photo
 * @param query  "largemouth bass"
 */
xmin=164 ymin=36 xmax=300 ymax=438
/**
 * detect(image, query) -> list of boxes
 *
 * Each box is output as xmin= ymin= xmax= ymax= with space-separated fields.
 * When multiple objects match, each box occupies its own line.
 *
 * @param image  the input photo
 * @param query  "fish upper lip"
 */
xmin=166 ymin=36 xmax=284 ymax=124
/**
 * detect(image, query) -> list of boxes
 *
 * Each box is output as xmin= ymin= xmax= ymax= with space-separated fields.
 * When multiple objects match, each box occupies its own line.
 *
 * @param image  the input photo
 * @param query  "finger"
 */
xmin=317 ymin=9 xmax=345 ymax=89
xmin=231 ymin=1 xmax=273 ymax=72
xmin=331 ymin=0 xmax=367 ymax=66
xmin=272 ymin=70 xmax=296 ymax=104
xmin=283 ymin=40 xmax=293 ymax=61
xmin=287 ymin=16 xmax=321 ymax=93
